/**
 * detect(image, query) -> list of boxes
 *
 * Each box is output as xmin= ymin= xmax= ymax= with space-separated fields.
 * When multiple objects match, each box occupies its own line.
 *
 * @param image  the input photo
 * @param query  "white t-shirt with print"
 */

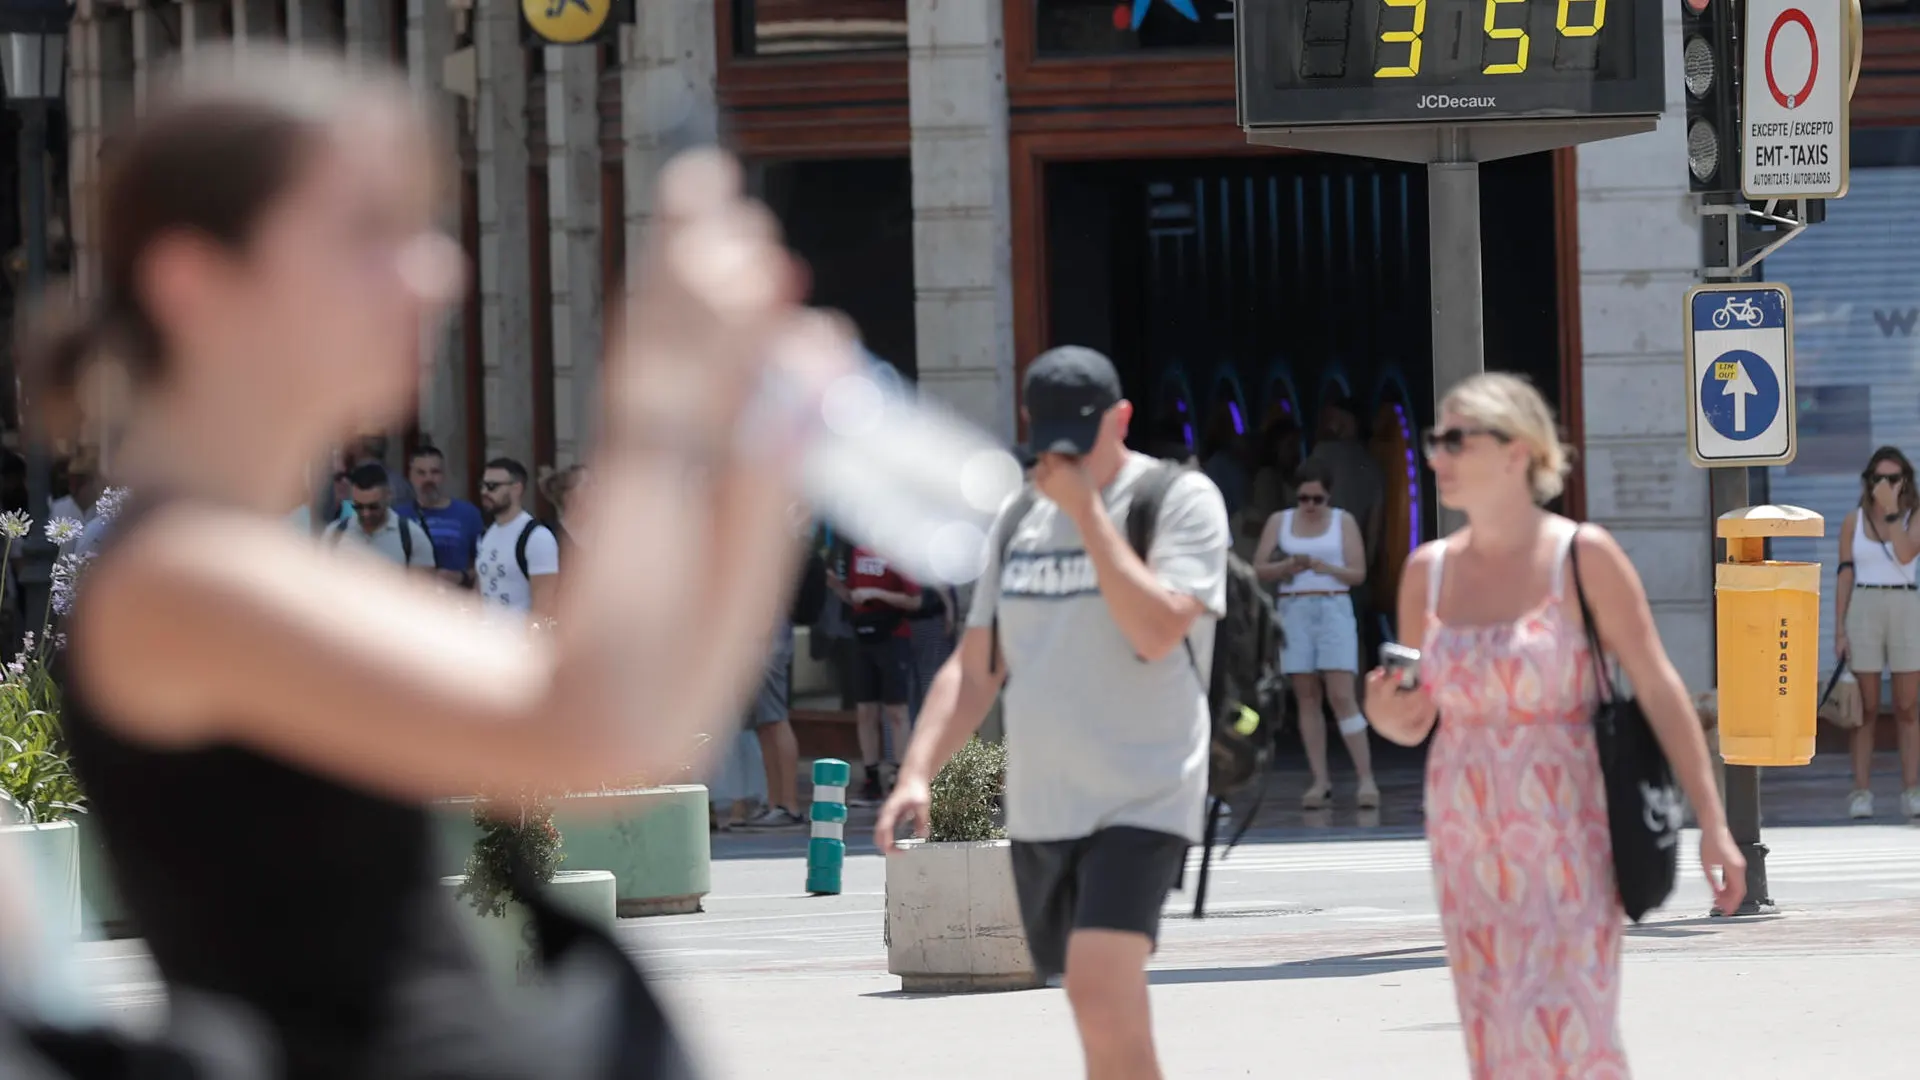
xmin=477 ymin=511 xmax=559 ymax=612
xmin=969 ymin=453 xmax=1230 ymax=845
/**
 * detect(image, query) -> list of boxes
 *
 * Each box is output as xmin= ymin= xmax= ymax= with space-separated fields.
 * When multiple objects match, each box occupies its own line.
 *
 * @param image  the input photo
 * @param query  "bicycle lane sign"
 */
xmin=1684 ymin=283 xmax=1797 ymax=468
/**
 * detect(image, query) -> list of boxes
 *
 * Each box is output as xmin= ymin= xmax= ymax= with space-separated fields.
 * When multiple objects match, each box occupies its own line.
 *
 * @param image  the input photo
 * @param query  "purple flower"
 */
xmin=92 ymin=487 xmax=128 ymax=525
xmin=50 ymin=551 xmax=94 ymax=617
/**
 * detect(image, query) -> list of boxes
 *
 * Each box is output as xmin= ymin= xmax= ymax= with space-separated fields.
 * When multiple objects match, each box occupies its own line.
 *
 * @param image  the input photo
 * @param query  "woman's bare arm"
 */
xmin=1574 ymin=526 xmax=1727 ymax=833
xmin=1251 ymin=513 xmax=1295 ymax=583
xmin=1836 ymin=509 xmax=1855 ymax=652
xmin=70 ymin=151 xmax=839 ymax=802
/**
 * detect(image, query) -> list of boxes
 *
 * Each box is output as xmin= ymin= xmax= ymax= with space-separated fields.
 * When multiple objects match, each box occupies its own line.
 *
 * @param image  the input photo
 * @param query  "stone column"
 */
xmin=129 ymin=1 xmax=175 ymax=117
xmin=343 ymin=0 xmax=396 ymax=66
xmin=473 ymin=2 xmax=535 ymax=469
xmin=544 ymin=44 xmax=603 ymax=467
xmin=1575 ymin=14 xmax=1713 ymax=689
xmin=231 ymin=0 xmax=283 ymax=43
xmin=179 ymin=0 xmax=228 ymax=56
xmin=907 ymin=0 xmax=1016 ymax=443
xmin=286 ymin=0 xmax=344 ymax=49
xmin=407 ymin=0 xmax=470 ymax=490
xmin=620 ymin=1 xmax=717 ymax=288
xmin=67 ymin=1 xmax=135 ymax=301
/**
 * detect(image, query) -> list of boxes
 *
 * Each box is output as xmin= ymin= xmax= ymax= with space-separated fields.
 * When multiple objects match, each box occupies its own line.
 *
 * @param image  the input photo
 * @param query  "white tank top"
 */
xmin=1277 ymin=508 xmax=1349 ymax=594
xmin=1853 ymin=510 xmax=1917 ymax=587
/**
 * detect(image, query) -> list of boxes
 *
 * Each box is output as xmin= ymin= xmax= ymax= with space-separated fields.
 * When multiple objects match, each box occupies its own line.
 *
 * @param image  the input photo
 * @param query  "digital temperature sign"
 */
xmin=1237 ymin=0 xmax=1666 ymax=128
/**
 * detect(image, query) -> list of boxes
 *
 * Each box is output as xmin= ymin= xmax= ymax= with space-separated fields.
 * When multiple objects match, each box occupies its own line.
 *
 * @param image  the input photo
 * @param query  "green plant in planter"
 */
xmin=927 ymin=737 xmax=1007 ymax=843
xmin=0 ymin=493 xmax=127 ymax=825
xmin=457 ymin=791 xmax=566 ymax=918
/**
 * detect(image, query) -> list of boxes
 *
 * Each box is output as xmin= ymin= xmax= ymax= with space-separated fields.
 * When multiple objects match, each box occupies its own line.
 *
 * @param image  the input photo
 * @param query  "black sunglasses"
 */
xmin=480 ymin=480 xmax=514 ymax=493
xmin=349 ymin=501 xmax=386 ymax=516
xmin=1297 ymin=492 xmax=1327 ymax=505
xmin=1422 ymin=426 xmax=1511 ymax=457
xmin=1871 ymin=472 xmax=1905 ymax=486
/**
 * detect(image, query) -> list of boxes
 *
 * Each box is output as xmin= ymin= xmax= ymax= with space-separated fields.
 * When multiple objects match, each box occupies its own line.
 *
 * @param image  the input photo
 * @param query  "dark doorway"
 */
xmin=755 ymin=157 xmax=917 ymax=377
xmin=1045 ymin=152 xmax=1563 ymax=540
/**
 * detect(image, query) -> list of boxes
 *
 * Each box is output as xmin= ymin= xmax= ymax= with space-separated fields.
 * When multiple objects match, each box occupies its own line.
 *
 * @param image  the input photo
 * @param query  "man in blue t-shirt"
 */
xmin=396 ymin=445 xmax=484 ymax=588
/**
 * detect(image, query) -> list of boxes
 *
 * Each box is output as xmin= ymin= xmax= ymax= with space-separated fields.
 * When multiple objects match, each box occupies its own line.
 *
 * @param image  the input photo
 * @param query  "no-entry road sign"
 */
xmin=1742 ymin=0 xmax=1854 ymax=200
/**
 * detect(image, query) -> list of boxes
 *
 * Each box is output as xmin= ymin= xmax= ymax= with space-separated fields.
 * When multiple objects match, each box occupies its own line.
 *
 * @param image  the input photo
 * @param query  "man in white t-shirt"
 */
xmin=475 ymin=457 xmax=559 ymax=620
xmin=327 ymin=464 xmax=434 ymax=572
xmin=877 ymin=345 xmax=1229 ymax=1078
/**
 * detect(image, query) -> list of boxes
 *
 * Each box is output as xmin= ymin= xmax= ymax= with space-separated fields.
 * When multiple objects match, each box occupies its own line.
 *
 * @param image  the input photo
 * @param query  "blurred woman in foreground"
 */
xmin=22 ymin=48 xmax=844 ymax=1078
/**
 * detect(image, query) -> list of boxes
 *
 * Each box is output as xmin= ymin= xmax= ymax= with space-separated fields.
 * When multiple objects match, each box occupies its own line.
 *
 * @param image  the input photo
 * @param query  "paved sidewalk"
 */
xmin=661 ymin=899 xmax=1920 ymax=1079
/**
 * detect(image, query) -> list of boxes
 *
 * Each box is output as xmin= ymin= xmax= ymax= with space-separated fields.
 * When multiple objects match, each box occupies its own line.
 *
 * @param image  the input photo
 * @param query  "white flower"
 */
xmin=0 ymin=511 xmax=29 ymax=540
xmin=44 ymin=517 xmax=83 ymax=545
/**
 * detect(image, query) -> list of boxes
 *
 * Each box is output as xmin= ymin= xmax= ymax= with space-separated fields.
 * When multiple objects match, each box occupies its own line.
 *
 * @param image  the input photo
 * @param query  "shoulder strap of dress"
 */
xmin=1425 ymin=540 xmax=1447 ymax=617
xmin=1548 ymin=520 xmax=1580 ymax=600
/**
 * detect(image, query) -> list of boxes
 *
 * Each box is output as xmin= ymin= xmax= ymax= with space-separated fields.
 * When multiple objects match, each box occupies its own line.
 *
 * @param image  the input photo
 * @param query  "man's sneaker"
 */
xmin=848 ymin=776 xmax=884 ymax=807
xmin=737 ymin=807 xmax=807 ymax=831
xmin=1849 ymin=789 xmax=1875 ymax=820
xmin=1903 ymin=787 xmax=1920 ymax=820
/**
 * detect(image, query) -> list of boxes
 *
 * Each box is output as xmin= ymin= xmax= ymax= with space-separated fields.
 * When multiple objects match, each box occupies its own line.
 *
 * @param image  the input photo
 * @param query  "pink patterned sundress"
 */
xmin=1421 ymin=524 xmax=1628 ymax=1080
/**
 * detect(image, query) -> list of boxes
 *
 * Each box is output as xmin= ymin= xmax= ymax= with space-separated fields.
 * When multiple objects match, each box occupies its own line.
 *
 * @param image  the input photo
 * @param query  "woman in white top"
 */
xmin=1835 ymin=446 xmax=1920 ymax=820
xmin=1254 ymin=462 xmax=1379 ymax=809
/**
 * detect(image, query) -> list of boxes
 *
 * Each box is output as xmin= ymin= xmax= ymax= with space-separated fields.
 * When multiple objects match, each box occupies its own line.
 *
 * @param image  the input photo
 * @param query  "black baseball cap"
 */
xmin=1024 ymin=346 xmax=1123 ymax=456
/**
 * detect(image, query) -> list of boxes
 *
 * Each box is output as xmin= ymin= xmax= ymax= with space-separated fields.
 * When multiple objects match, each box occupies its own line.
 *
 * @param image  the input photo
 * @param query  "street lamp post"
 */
xmin=1 ymin=2 xmax=67 ymax=645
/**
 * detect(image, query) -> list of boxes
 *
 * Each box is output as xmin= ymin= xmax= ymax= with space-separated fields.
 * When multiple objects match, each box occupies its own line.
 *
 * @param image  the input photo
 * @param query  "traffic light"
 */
xmin=1682 ymin=0 xmax=1742 ymax=193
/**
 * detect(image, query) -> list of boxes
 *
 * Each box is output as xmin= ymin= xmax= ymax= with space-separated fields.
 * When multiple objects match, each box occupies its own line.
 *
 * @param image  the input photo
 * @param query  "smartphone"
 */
xmin=1379 ymin=642 xmax=1422 ymax=690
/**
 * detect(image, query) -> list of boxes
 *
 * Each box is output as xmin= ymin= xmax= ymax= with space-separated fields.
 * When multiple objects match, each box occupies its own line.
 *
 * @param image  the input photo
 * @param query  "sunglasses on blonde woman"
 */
xmin=1421 ymin=426 xmax=1511 ymax=457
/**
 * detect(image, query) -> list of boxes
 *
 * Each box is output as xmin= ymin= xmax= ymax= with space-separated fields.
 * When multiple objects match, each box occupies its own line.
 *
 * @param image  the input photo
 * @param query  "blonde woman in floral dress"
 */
xmin=1365 ymin=373 xmax=1744 ymax=1078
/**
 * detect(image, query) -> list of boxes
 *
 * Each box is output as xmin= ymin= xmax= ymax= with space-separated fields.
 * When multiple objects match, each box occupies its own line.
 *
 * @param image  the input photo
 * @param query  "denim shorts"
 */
xmin=1277 ymin=592 xmax=1360 ymax=675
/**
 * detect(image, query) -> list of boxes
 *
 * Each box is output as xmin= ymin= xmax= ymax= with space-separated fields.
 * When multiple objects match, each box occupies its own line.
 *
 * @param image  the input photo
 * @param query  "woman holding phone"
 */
xmin=1363 ymin=373 xmax=1742 ymax=1079
xmin=1254 ymin=462 xmax=1377 ymax=809
xmin=1834 ymin=446 xmax=1920 ymax=820
xmin=31 ymin=48 xmax=846 ymax=1078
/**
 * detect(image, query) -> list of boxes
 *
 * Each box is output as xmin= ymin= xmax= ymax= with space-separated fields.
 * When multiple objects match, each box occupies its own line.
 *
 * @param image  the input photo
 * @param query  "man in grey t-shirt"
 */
xmin=876 ymin=345 xmax=1229 ymax=1076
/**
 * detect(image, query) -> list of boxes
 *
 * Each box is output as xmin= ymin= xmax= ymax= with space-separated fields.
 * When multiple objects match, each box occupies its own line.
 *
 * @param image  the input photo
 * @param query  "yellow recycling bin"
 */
xmin=1715 ymin=505 xmax=1826 ymax=767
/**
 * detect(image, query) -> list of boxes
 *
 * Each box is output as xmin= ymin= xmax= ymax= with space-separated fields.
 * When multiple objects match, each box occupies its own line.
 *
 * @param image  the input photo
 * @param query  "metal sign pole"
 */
xmin=1428 ymin=130 xmax=1483 ymax=537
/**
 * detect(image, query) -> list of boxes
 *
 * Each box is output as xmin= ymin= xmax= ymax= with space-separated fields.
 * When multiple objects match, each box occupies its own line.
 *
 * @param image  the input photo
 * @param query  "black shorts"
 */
xmin=1011 ymin=826 xmax=1190 ymax=980
xmin=850 ymin=635 xmax=912 ymax=706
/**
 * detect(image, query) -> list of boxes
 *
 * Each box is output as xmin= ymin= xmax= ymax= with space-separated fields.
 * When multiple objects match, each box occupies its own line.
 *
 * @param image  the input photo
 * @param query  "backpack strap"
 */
xmin=412 ymin=507 xmax=442 ymax=570
xmin=987 ymin=488 xmax=1038 ymax=677
xmin=1123 ymin=462 xmax=1186 ymax=562
xmin=514 ymin=518 xmax=541 ymax=581
xmin=398 ymin=515 xmax=414 ymax=565
xmin=1124 ymin=463 xmax=1204 ymax=680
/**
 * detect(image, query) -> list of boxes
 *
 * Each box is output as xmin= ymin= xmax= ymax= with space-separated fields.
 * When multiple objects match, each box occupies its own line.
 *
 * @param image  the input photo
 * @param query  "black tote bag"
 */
xmin=1568 ymin=531 xmax=1681 ymax=923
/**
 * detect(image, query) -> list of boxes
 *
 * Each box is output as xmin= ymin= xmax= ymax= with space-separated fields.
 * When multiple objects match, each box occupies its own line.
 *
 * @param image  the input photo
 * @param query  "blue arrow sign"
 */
xmin=1697 ymin=348 xmax=1781 ymax=441
xmin=1684 ymin=284 xmax=1795 ymax=467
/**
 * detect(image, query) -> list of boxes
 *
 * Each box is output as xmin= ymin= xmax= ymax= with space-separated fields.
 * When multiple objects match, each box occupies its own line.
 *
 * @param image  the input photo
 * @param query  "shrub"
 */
xmin=927 ymin=737 xmax=1007 ymax=843
xmin=456 ymin=791 xmax=565 ymax=918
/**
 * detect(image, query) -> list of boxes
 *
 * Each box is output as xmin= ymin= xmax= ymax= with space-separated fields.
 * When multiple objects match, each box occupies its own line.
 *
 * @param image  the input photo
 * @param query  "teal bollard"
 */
xmin=806 ymin=758 xmax=850 ymax=895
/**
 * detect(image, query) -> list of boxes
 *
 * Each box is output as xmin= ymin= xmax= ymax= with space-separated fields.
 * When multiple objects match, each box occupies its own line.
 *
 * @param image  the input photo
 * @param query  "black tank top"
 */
xmin=59 ymin=495 xmax=694 ymax=1080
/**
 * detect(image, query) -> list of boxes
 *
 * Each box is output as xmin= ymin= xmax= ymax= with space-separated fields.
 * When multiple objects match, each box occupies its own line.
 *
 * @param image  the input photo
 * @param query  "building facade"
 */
xmin=43 ymin=1 xmax=1920 ymax=692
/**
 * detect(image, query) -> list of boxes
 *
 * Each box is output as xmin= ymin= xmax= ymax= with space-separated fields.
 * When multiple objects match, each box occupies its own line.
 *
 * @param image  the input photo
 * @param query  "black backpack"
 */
xmin=990 ymin=461 xmax=1282 ymax=918
xmin=513 ymin=518 xmax=562 ymax=581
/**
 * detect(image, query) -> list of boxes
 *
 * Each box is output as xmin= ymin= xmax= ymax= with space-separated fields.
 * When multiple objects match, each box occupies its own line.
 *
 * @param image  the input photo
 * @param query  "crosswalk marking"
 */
xmin=1188 ymin=836 xmax=1920 ymax=882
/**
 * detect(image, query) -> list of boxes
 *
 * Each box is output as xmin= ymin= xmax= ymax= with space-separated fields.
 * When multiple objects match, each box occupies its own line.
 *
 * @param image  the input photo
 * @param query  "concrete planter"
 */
xmin=884 ymin=839 xmax=1041 ymax=993
xmin=435 ymin=785 xmax=710 ymax=917
xmin=441 ymin=869 xmax=617 ymax=987
xmin=1 ymin=820 xmax=82 ymax=938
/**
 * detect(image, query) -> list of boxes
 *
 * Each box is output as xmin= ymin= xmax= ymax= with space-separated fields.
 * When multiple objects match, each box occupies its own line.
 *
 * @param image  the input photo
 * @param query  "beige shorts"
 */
xmin=1846 ymin=586 xmax=1920 ymax=674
